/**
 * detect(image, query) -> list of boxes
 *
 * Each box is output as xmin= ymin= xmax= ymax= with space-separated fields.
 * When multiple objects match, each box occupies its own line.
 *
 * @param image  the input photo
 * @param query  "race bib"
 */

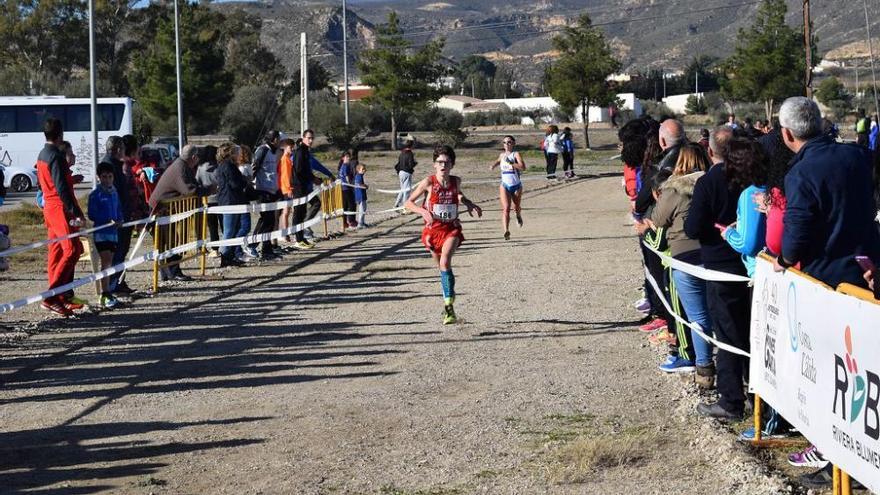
xmin=432 ymin=203 xmax=458 ymax=221
xmin=500 ymin=162 xmax=515 ymax=172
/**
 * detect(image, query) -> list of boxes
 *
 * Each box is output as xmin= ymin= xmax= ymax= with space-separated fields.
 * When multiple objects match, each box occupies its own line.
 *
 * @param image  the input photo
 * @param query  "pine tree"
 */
xmin=719 ymin=0 xmax=806 ymax=120
xmin=545 ymin=15 xmax=621 ymax=150
xmin=358 ymin=12 xmax=446 ymax=150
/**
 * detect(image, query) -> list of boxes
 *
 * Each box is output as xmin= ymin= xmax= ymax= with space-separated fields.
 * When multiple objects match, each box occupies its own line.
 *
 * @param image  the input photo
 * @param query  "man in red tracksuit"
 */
xmin=36 ymin=118 xmax=86 ymax=317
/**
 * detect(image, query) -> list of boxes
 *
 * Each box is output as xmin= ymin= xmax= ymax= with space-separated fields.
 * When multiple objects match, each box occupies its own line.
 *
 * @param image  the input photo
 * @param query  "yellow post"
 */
xmin=833 ymin=465 xmax=841 ymax=495
xmin=753 ymin=394 xmax=763 ymax=444
xmin=338 ymin=181 xmax=346 ymax=232
xmin=152 ymin=217 xmax=160 ymax=293
xmin=200 ymin=196 xmax=208 ymax=276
xmin=841 ymin=471 xmax=852 ymax=495
xmin=321 ymin=181 xmax=329 ymax=239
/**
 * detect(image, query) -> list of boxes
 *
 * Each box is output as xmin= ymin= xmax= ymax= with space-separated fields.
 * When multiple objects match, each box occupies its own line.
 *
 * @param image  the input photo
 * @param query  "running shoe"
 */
xmin=516 ymin=214 xmax=523 ymax=227
xmin=633 ymin=297 xmax=651 ymax=314
xmin=738 ymin=426 xmax=790 ymax=442
xmin=41 ymin=298 xmax=73 ymax=317
xmin=638 ymin=317 xmax=667 ymax=333
xmin=659 ymin=356 xmax=695 ymax=373
xmin=63 ymin=295 xmax=88 ymax=310
xmin=100 ymin=294 xmax=119 ymax=309
xmin=647 ymin=329 xmax=675 ymax=346
xmin=788 ymin=445 xmax=829 ymax=468
xmin=503 ymin=231 xmax=510 ymax=240
xmin=113 ymin=281 xmax=135 ymax=296
xmin=293 ymin=241 xmax=315 ymax=250
xmin=443 ymin=304 xmax=457 ymax=325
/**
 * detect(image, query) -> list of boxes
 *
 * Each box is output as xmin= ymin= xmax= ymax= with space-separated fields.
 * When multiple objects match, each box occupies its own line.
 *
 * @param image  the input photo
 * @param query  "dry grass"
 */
xmin=0 ymin=202 xmax=49 ymax=270
xmin=547 ymin=431 xmax=662 ymax=484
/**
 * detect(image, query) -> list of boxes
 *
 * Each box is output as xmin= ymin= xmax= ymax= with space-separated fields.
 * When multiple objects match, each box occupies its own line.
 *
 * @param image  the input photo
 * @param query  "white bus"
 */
xmin=0 ymin=96 xmax=133 ymax=185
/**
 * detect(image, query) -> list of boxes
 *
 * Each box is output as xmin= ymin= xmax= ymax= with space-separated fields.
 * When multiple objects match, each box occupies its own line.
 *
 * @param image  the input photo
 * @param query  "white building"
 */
xmin=662 ymin=93 xmax=704 ymax=114
xmin=485 ymin=93 xmax=643 ymax=123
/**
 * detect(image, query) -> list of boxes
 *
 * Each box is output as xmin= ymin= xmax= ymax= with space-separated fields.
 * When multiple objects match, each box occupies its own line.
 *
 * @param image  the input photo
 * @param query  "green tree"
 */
xmin=544 ymin=15 xmax=621 ymax=149
xmin=0 ymin=0 xmax=86 ymax=94
xmin=358 ymin=12 xmax=446 ymax=150
xmin=129 ymin=2 xmax=233 ymax=135
xmin=292 ymin=59 xmax=334 ymax=94
xmin=221 ymin=85 xmax=279 ymax=147
xmin=815 ymin=77 xmax=850 ymax=106
xmin=719 ymin=0 xmax=805 ymax=120
xmin=456 ymin=55 xmax=496 ymax=99
xmin=685 ymin=94 xmax=708 ymax=115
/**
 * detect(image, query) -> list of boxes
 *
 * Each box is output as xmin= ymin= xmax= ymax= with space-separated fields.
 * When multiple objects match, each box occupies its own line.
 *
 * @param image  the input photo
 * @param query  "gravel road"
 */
xmin=0 ymin=174 xmax=791 ymax=494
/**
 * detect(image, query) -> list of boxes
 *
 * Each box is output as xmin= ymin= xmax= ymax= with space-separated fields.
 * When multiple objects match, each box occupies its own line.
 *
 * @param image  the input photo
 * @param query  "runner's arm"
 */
xmin=514 ymin=152 xmax=526 ymax=171
xmin=404 ymin=177 xmax=433 ymax=224
xmin=458 ymin=180 xmax=482 ymax=218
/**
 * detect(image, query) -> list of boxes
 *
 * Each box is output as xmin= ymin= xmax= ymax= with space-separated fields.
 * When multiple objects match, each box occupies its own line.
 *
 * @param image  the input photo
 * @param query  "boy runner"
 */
xmin=405 ymin=145 xmax=482 ymax=324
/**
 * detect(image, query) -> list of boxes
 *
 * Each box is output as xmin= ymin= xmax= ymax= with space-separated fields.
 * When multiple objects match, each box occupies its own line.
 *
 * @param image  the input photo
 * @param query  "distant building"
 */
xmin=662 ymin=93 xmax=704 ymax=114
xmin=336 ymin=85 xmax=374 ymax=102
xmin=436 ymin=95 xmax=508 ymax=114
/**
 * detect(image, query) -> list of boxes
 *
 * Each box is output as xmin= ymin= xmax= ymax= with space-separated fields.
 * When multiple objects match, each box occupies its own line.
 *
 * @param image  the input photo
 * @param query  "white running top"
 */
xmin=500 ymin=152 xmax=521 ymax=187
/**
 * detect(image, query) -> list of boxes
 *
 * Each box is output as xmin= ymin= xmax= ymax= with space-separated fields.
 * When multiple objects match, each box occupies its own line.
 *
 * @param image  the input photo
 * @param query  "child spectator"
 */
xmin=338 ymin=150 xmax=357 ymax=228
xmin=354 ymin=162 xmax=368 ymax=228
xmin=88 ymin=162 xmax=124 ymax=309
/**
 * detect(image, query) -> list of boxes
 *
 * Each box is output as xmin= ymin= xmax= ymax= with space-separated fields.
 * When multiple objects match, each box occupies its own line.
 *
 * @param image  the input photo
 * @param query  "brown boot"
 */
xmin=695 ymin=363 xmax=716 ymax=390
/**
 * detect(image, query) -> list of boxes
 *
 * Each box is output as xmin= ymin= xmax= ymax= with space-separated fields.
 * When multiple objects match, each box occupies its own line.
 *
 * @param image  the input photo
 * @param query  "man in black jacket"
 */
xmin=290 ymin=129 xmax=321 ymax=248
xmin=684 ymin=125 xmax=750 ymax=421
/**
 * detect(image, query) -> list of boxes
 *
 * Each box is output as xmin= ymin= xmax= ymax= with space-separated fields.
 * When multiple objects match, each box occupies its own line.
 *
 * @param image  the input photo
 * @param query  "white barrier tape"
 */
xmin=642 ymin=265 xmax=751 ymax=358
xmin=206 ymin=186 xmax=324 ymax=214
xmin=205 ymin=214 xmax=324 ymax=249
xmin=0 ymin=214 xmax=159 ymax=259
xmin=342 ymin=207 xmax=407 ymax=216
xmin=642 ymin=242 xmax=752 ymax=283
xmin=155 ymin=207 xmax=207 ymax=226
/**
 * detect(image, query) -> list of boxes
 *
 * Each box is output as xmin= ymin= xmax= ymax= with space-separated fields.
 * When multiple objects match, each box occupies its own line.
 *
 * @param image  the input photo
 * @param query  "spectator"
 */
xmin=561 ymin=127 xmax=576 ymax=178
xmin=855 ymin=108 xmax=870 ymax=147
xmin=393 ymin=139 xmax=417 ymax=208
xmin=87 ymin=162 xmax=124 ymax=309
xmin=35 ymin=118 xmax=85 ymax=317
xmin=290 ymin=129 xmax=321 ymax=249
xmin=196 ymin=145 xmax=221 ymax=255
xmin=107 ymin=135 xmax=145 ymax=296
xmin=775 ymin=96 xmax=880 ymax=289
xmin=149 ymin=144 xmax=212 ymax=282
xmin=648 ymin=143 xmax=714 ymax=384
xmin=698 ymin=128 xmax=710 ymax=150
xmin=238 ymin=145 xmax=253 ymax=179
xmin=684 ymin=125 xmax=751 ymax=421
xmin=99 ymin=137 xmax=134 ymax=294
xmin=869 ymin=115 xmax=879 ymax=151
xmin=543 ymin=125 xmax=561 ymax=179
xmin=338 ymin=150 xmax=357 ymax=228
xmin=216 ymin=143 xmax=256 ymax=267
xmin=354 ymin=162 xmax=369 ymax=228
xmin=252 ymin=131 xmax=282 ymax=260
xmin=755 ymin=125 xmax=795 ymax=257
xmin=726 ymin=114 xmax=738 ymax=129
xmin=277 ymin=138 xmax=297 ymax=242
xmin=722 ymin=138 xmax=768 ymax=277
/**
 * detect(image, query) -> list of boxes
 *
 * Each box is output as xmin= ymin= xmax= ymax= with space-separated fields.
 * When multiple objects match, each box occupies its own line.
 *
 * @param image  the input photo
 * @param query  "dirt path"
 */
xmin=0 ymin=176 xmax=787 ymax=494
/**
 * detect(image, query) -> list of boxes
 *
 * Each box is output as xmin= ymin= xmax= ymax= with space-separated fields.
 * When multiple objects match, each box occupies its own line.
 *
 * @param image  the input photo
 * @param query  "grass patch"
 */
xmin=547 ymin=432 xmax=662 ymax=484
xmin=0 ymin=202 xmax=48 ymax=269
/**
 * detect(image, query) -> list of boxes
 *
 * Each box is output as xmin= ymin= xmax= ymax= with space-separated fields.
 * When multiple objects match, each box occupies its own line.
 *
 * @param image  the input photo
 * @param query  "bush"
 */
xmin=221 ymin=85 xmax=279 ymax=147
xmin=462 ymin=108 xmax=522 ymax=127
xmin=641 ymin=100 xmax=675 ymax=119
xmin=407 ymin=107 xmax=463 ymax=131
xmin=685 ymin=94 xmax=708 ymax=114
xmin=433 ymin=127 xmax=469 ymax=147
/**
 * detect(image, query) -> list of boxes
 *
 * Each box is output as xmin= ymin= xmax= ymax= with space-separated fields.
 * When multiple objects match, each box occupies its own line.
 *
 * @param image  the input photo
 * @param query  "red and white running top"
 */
xmin=425 ymin=175 xmax=460 ymax=223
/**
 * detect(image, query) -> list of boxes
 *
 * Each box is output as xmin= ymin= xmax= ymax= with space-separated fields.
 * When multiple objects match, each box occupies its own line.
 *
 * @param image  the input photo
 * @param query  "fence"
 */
xmin=152 ymin=195 xmax=208 ymax=292
xmin=643 ymin=242 xmax=878 ymax=495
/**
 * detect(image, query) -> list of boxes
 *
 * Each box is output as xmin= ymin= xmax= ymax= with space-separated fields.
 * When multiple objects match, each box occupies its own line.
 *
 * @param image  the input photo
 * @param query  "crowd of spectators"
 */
xmin=620 ymin=96 xmax=880 ymax=489
xmin=33 ymin=120 xmax=347 ymax=315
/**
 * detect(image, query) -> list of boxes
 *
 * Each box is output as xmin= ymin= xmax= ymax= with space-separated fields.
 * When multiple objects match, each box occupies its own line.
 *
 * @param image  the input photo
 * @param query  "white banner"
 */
xmin=750 ymin=257 xmax=880 ymax=492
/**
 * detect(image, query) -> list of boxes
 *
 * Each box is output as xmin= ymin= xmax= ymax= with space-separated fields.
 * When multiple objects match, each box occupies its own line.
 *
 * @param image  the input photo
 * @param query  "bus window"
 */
xmin=66 ymin=105 xmax=91 ymax=132
xmin=16 ymin=106 xmax=63 ymax=132
xmin=98 ymin=104 xmax=124 ymax=131
xmin=0 ymin=108 xmax=13 ymax=133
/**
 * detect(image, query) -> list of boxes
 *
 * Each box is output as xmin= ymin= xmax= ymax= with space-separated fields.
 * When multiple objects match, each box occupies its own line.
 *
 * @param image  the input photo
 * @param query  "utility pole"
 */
xmin=862 ymin=0 xmax=880 ymax=118
xmin=662 ymin=70 xmax=666 ymax=99
xmin=342 ymin=0 xmax=350 ymax=126
xmin=88 ymin=0 xmax=98 ymax=189
xmin=804 ymin=0 xmax=813 ymax=98
xmin=695 ymin=71 xmax=699 ymax=95
xmin=300 ymin=32 xmax=309 ymax=133
xmin=174 ymin=0 xmax=185 ymax=150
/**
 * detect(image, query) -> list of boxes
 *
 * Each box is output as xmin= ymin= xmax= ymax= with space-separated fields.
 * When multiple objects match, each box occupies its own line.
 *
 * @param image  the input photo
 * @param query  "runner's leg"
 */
xmin=499 ymin=184 xmax=510 ymax=236
xmin=513 ymin=186 xmax=523 ymax=226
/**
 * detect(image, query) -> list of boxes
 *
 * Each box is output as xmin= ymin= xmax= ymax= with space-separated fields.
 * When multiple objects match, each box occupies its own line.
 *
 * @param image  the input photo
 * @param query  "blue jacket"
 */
xmin=724 ymin=185 xmax=767 ymax=277
xmin=88 ymin=185 xmax=123 ymax=243
xmin=354 ymin=173 xmax=367 ymax=203
xmin=869 ymin=124 xmax=879 ymax=151
xmin=783 ymin=136 xmax=880 ymax=288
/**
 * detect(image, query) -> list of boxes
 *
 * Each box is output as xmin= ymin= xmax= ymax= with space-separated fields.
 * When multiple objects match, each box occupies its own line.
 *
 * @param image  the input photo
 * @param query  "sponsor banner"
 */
xmin=750 ymin=257 xmax=880 ymax=491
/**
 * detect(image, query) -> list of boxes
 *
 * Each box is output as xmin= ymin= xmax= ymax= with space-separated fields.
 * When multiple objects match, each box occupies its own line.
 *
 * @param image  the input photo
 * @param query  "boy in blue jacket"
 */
xmin=88 ymin=162 xmax=124 ymax=308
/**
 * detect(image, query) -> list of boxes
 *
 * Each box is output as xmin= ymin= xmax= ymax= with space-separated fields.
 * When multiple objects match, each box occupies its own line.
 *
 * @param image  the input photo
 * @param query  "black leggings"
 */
xmin=545 ymin=152 xmax=558 ymax=178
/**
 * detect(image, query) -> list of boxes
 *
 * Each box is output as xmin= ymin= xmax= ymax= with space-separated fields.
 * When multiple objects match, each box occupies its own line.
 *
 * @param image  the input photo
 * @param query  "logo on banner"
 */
xmin=833 ymin=326 xmax=879 ymax=440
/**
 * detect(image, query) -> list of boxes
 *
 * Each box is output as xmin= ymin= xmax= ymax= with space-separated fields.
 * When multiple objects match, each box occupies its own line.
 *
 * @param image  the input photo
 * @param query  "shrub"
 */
xmin=221 ymin=85 xmax=279 ymax=147
xmin=433 ymin=127 xmax=469 ymax=147
xmin=685 ymin=94 xmax=708 ymax=114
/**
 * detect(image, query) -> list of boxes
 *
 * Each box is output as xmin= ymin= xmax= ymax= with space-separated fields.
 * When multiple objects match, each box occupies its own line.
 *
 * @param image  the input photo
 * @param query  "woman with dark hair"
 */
xmin=754 ymin=128 xmax=795 ymax=257
xmin=543 ymin=124 xmax=561 ymax=179
xmin=196 ymin=145 xmax=223 ymax=255
xmin=216 ymin=143 xmax=256 ymax=267
xmin=721 ymin=138 xmax=768 ymax=276
xmin=618 ymin=118 xmax=649 ymax=211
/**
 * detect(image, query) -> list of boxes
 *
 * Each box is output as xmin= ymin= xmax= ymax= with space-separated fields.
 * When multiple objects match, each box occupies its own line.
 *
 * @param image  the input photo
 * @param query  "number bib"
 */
xmin=500 ymin=162 xmax=515 ymax=172
xmin=432 ymin=203 xmax=458 ymax=222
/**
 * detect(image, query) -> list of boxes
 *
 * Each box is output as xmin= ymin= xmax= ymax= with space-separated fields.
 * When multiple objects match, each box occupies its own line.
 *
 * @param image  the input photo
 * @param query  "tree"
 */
xmin=544 ymin=15 xmax=621 ymax=149
xmin=129 ymin=3 xmax=233 ymax=135
xmin=292 ymin=59 xmax=334 ymax=94
xmin=685 ymin=94 xmax=708 ymax=115
xmin=719 ymin=0 xmax=805 ymax=121
xmin=456 ymin=55 xmax=496 ymax=99
xmin=358 ymin=12 xmax=446 ymax=150
xmin=221 ymin=85 xmax=279 ymax=147
xmin=815 ymin=77 xmax=850 ymax=107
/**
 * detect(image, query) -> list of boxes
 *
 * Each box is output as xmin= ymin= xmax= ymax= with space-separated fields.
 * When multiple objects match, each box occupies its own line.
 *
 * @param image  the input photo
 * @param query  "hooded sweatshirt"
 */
xmin=650 ymin=171 xmax=703 ymax=264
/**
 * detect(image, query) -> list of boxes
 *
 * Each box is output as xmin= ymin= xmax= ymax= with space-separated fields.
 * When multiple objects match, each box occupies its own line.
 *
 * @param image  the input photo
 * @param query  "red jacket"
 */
xmin=36 ymin=143 xmax=81 ymax=218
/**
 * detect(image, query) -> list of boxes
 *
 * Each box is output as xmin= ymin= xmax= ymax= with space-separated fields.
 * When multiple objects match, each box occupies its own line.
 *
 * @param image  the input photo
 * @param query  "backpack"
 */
xmin=857 ymin=117 xmax=869 ymax=134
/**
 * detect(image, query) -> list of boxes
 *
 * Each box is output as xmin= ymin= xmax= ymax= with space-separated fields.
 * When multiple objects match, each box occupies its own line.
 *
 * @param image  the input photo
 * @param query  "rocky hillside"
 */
xmin=212 ymin=0 xmax=880 ymax=89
